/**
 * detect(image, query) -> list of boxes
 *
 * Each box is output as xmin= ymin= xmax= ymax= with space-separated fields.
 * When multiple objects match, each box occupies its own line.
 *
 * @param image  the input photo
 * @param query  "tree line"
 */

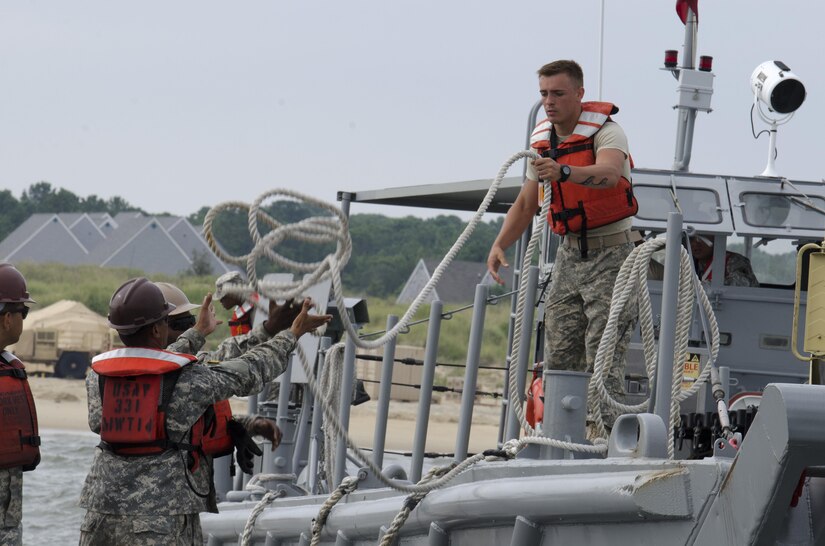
xmin=2 ymin=183 xmax=506 ymax=298
xmin=0 ymin=182 xmax=144 ymax=242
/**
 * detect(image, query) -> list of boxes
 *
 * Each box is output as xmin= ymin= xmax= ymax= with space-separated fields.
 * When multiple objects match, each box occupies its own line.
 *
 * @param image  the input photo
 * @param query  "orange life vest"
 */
xmin=91 ymin=348 xmax=234 ymax=466
xmin=531 ymin=101 xmax=638 ymax=249
xmin=0 ymin=351 xmax=40 ymax=471
xmin=229 ymin=294 xmax=258 ymax=336
xmin=525 ymin=376 xmax=544 ymax=428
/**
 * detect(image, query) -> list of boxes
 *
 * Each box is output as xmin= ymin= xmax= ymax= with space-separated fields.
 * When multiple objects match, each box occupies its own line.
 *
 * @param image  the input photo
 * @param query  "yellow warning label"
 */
xmin=681 ymin=353 xmax=701 ymax=390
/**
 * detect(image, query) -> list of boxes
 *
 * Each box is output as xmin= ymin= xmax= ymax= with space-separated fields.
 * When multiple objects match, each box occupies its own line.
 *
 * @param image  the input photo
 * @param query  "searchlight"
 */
xmin=750 ymin=61 xmax=806 ymax=177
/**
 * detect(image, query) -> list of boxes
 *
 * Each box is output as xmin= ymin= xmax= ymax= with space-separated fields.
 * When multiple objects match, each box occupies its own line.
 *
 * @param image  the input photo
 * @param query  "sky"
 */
xmin=1 ymin=1 xmax=822 ymax=219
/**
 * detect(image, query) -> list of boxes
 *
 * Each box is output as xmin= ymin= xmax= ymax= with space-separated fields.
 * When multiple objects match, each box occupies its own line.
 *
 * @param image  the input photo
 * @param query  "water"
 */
xmin=22 ymin=429 xmax=97 ymax=546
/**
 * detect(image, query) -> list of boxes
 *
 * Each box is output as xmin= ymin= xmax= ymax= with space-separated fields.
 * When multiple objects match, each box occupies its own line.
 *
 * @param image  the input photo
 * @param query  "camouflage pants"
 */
xmin=544 ymin=242 xmax=637 ymax=427
xmin=0 ymin=523 xmax=21 ymax=546
xmin=79 ymin=511 xmax=202 ymax=546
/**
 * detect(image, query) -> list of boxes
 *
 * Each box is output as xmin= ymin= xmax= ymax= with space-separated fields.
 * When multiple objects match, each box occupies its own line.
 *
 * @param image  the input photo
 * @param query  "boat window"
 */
xmin=740 ymin=192 xmax=825 ymax=230
xmin=634 ymin=186 xmax=722 ymax=223
xmin=731 ymin=238 xmax=796 ymax=286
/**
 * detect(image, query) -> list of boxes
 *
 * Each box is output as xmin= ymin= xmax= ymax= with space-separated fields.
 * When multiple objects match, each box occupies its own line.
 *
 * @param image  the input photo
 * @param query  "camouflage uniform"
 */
xmin=168 ymin=321 xmax=274 ymax=364
xmin=0 ymin=468 xmax=22 ymax=546
xmin=168 ymin=323 xmax=272 ymax=435
xmin=724 ymin=252 xmax=759 ymax=287
xmin=79 ymin=328 xmax=297 ymax=546
xmin=697 ymin=251 xmax=759 ymax=287
xmin=173 ymin=321 xmax=286 ymax=402
xmin=169 ymin=322 xmax=277 ymax=423
xmin=544 ymin=241 xmax=636 ymax=426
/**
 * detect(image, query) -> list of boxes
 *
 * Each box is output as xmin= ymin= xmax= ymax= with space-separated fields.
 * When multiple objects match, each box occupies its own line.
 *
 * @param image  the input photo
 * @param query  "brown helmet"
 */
xmin=0 ymin=264 xmax=36 ymax=304
xmin=108 ymin=277 xmax=176 ymax=331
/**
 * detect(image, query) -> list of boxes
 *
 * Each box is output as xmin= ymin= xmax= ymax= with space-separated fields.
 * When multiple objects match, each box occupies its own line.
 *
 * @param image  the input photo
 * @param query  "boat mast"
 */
xmin=672 ymin=7 xmax=699 ymax=171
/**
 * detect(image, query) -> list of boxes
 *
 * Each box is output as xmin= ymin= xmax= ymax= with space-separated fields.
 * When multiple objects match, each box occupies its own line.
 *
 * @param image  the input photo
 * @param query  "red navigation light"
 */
xmin=699 ymin=55 xmax=713 ymax=72
xmin=664 ymin=50 xmax=678 ymax=68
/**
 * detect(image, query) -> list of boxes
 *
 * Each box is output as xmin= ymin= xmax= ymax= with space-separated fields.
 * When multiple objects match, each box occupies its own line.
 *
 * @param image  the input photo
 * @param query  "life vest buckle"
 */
xmin=0 ymin=368 xmax=27 ymax=379
xmin=552 ymin=208 xmax=583 ymax=222
xmin=22 ymin=435 xmax=41 ymax=447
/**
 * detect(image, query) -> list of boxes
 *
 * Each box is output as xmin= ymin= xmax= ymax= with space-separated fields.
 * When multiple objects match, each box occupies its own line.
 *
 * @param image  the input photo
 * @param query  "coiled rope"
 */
xmin=204 ymin=153 xmax=535 ymax=352
xmin=215 ymin=151 xmax=601 ymax=545
xmin=587 ymin=238 xmax=720 ymax=458
xmin=209 ymin=150 xmax=720 ymax=545
xmin=501 ymin=179 xmax=720 ymax=459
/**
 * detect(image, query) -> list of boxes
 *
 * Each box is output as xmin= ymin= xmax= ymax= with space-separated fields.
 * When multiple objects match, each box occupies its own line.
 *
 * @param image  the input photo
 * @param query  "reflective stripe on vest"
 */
xmin=0 ymin=351 xmax=41 ymax=471
xmin=92 ymin=347 xmax=197 ymax=376
xmin=92 ymin=348 xmax=196 ymax=456
xmin=92 ymin=347 xmax=232 ymax=462
xmin=230 ymin=300 xmax=255 ymax=337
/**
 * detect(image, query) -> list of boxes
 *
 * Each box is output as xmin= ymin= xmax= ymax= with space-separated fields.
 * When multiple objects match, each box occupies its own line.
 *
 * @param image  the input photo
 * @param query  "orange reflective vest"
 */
xmin=531 ymin=101 xmax=638 ymax=250
xmin=229 ymin=294 xmax=259 ymax=336
xmin=91 ymin=348 xmax=234 ymax=467
xmin=0 ymin=351 xmax=40 ymax=471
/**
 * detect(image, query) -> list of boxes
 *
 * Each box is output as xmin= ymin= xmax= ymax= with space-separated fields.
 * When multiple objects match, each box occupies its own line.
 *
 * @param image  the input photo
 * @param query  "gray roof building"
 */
xmin=396 ymin=259 xmax=495 ymax=304
xmin=0 ymin=212 xmax=233 ymax=276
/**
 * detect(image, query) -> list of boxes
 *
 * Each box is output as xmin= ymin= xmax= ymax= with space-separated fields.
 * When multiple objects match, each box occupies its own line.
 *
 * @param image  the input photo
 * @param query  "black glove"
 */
xmin=227 ymin=419 xmax=263 ymax=475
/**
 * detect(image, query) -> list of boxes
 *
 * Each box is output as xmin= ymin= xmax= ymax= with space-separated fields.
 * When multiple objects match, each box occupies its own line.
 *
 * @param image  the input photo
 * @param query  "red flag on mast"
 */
xmin=676 ymin=0 xmax=699 ymax=25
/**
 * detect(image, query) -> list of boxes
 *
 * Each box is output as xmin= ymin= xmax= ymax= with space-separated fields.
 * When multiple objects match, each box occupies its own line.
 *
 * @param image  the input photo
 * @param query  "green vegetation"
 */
xmin=17 ymin=263 xmax=232 ymax=350
xmin=0 ymin=182 xmax=143 ymax=240
xmin=189 ymin=203 xmax=508 ymax=298
xmin=6 ymin=183 xmax=521 ymax=382
xmin=16 ymin=263 xmax=516 ymax=367
xmin=3 ymin=183 xmax=509 ymax=300
xmin=364 ymin=297 xmax=514 ymax=369
xmin=728 ymin=243 xmax=796 ymax=285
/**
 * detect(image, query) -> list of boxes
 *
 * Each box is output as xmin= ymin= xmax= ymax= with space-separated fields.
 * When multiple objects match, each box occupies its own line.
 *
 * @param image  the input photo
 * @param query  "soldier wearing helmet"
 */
xmin=156 ymin=281 xmax=298 ymax=457
xmin=215 ymin=271 xmax=259 ymax=336
xmin=79 ymin=277 xmax=331 ymax=546
xmin=0 ymin=264 xmax=39 ymax=546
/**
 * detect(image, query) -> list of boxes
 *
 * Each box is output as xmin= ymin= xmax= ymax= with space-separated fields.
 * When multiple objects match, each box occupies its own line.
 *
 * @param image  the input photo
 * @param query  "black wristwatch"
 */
xmin=559 ymin=164 xmax=572 ymax=182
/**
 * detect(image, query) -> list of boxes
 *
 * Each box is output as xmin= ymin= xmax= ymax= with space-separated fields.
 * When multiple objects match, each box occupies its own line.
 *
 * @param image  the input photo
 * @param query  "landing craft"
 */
xmin=201 ymin=2 xmax=825 ymax=544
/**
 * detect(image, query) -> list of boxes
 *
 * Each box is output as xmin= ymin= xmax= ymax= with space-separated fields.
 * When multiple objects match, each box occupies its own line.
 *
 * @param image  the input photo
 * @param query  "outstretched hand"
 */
xmin=487 ymin=246 xmax=509 ymax=286
xmin=263 ymin=298 xmax=302 ymax=336
xmin=288 ymin=298 xmax=333 ymax=338
xmin=194 ymin=293 xmax=222 ymax=336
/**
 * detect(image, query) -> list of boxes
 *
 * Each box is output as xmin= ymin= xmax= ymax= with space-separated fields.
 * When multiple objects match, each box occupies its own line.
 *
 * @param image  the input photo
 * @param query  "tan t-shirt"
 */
xmin=528 ymin=120 xmax=633 ymax=236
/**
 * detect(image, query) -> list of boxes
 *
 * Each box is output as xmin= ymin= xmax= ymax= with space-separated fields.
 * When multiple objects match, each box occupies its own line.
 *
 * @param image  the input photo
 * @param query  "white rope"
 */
xmin=318 ymin=344 xmax=344 ymax=493
xmin=206 ymin=149 xmax=721 ymax=536
xmin=238 ymin=473 xmax=300 ymax=544
xmin=378 ymin=465 xmax=454 ymax=546
xmin=295 ymin=343 xmax=491 ymax=493
xmin=203 ymin=151 xmax=627 ymax=501
xmin=505 ymin=174 xmax=553 ymax=437
xmin=203 ymin=152 xmax=538 ymax=352
xmin=309 ymin=476 xmax=360 ymax=546
xmin=239 ymin=490 xmax=281 ymax=546
xmin=500 ymin=174 xmax=615 ymax=457
xmin=588 ymin=238 xmax=720 ymax=457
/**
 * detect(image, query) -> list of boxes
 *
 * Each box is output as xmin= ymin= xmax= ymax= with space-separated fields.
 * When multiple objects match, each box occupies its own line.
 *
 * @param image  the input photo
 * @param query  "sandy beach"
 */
xmin=29 ymin=376 xmax=503 ymax=454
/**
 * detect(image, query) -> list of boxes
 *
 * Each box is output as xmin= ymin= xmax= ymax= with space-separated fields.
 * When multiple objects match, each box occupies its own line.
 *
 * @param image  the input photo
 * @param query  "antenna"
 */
xmin=750 ymin=60 xmax=807 ymax=178
xmin=665 ymin=5 xmax=714 ymax=172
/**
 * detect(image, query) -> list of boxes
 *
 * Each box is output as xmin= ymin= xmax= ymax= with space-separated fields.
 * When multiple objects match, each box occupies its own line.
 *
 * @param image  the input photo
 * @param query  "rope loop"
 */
xmin=310 ymin=476 xmax=360 ymax=546
xmin=240 ymin=490 xmax=280 ymax=546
